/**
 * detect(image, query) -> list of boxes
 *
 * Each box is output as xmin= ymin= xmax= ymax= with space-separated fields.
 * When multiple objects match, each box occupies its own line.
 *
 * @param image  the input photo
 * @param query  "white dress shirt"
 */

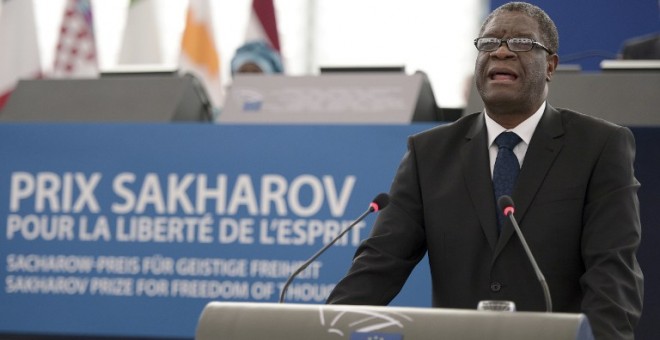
xmin=484 ymin=102 xmax=546 ymax=177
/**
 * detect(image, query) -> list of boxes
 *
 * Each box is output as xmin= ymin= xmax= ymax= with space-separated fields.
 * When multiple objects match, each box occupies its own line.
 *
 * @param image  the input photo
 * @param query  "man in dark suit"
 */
xmin=326 ymin=2 xmax=643 ymax=339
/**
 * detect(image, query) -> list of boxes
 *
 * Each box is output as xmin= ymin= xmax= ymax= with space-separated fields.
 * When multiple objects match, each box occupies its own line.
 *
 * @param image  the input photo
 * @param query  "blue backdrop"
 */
xmin=0 ymin=123 xmax=657 ymax=339
xmin=0 ymin=123 xmax=434 ymax=338
xmin=490 ymin=0 xmax=660 ymax=70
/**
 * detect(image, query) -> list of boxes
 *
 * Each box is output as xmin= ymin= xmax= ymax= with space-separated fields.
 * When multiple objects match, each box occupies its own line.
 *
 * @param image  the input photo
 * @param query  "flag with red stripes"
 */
xmin=246 ymin=0 xmax=281 ymax=52
xmin=52 ymin=0 xmax=98 ymax=78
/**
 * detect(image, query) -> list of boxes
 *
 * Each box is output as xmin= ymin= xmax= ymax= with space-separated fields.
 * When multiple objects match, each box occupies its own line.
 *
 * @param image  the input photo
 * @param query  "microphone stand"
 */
xmin=278 ymin=207 xmax=374 ymax=303
xmin=505 ymin=211 xmax=553 ymax=312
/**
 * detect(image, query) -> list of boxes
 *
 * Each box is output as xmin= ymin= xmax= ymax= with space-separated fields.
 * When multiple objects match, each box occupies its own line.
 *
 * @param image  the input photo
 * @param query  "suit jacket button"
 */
xmin=490 ymin=282 xmax=502 ymax=292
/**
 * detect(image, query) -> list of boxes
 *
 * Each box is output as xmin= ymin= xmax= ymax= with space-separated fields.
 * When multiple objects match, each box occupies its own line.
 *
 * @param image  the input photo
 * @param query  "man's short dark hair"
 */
xmin=479 ymin=2 xmax=559 ymax=54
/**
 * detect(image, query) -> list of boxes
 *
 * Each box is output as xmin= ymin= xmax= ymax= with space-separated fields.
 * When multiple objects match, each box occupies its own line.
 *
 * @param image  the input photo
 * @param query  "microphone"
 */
xmin=278 ymin=193 xmax=390 ymax=303
xmin=497 ymin=195 xmax=553 ymax=312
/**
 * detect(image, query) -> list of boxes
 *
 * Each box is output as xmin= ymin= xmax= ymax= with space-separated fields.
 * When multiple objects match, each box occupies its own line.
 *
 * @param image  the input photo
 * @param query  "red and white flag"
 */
xmin=0 ymin=0 xmax=42 ymax=110
xmin=52 ymin=0 xmax=98 ymax=78
xmin=245 ymin=0 xmax=280 ymax=51
xmin=179 ymin=0 xmax=222 ymax=108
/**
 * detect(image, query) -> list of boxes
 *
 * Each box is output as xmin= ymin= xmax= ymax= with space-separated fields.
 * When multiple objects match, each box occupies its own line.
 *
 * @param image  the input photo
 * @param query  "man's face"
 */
xmin=474 ymin=11 xmax=555 ymax=114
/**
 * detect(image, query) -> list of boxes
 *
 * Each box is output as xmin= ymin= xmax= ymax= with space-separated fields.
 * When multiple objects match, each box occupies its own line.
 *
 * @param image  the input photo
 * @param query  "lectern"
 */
xmin=195 ymin=302 xmax=593 ymax=340
xmin=220 ymin=72 xmax=442 ymax=123
xmin=0 ymin=74 xmax=212 ymax=122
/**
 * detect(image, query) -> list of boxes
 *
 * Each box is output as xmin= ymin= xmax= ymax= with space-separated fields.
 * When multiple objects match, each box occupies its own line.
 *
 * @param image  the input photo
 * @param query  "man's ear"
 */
xmin=546 ymin=54 xmax=559 ymax=82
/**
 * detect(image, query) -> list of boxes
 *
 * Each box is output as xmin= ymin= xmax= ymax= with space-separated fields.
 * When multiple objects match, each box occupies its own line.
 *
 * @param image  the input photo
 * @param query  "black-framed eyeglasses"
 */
xmin=474 ymin=37 xmax=554 ymax=54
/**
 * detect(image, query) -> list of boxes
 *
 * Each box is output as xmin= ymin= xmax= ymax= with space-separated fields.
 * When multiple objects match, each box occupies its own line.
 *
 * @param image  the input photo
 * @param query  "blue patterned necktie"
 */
xmin=493 ymin=131 xmax=522 ymax=231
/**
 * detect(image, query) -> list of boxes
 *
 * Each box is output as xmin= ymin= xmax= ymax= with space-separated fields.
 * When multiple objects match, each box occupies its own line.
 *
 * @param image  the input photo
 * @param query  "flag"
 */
xmin=52 ymin=0 xmax=98 ymax=78
xmin=245 ymin=0 xmax=280 ymax=52
xmin=0 ymin=0 xmax=42 ymax=110
xmin=118 ymin=0 xmax=163 ymax=65
xmin=179 ymin=0 xmax=222 ymax=108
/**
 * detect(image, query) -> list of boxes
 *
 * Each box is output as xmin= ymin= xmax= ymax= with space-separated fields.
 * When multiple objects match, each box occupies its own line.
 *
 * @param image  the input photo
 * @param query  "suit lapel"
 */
xmin=493 ymin=105 xmax=565 ymax=258
xmin=462 ymin=113 xmax=499 ymax=250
